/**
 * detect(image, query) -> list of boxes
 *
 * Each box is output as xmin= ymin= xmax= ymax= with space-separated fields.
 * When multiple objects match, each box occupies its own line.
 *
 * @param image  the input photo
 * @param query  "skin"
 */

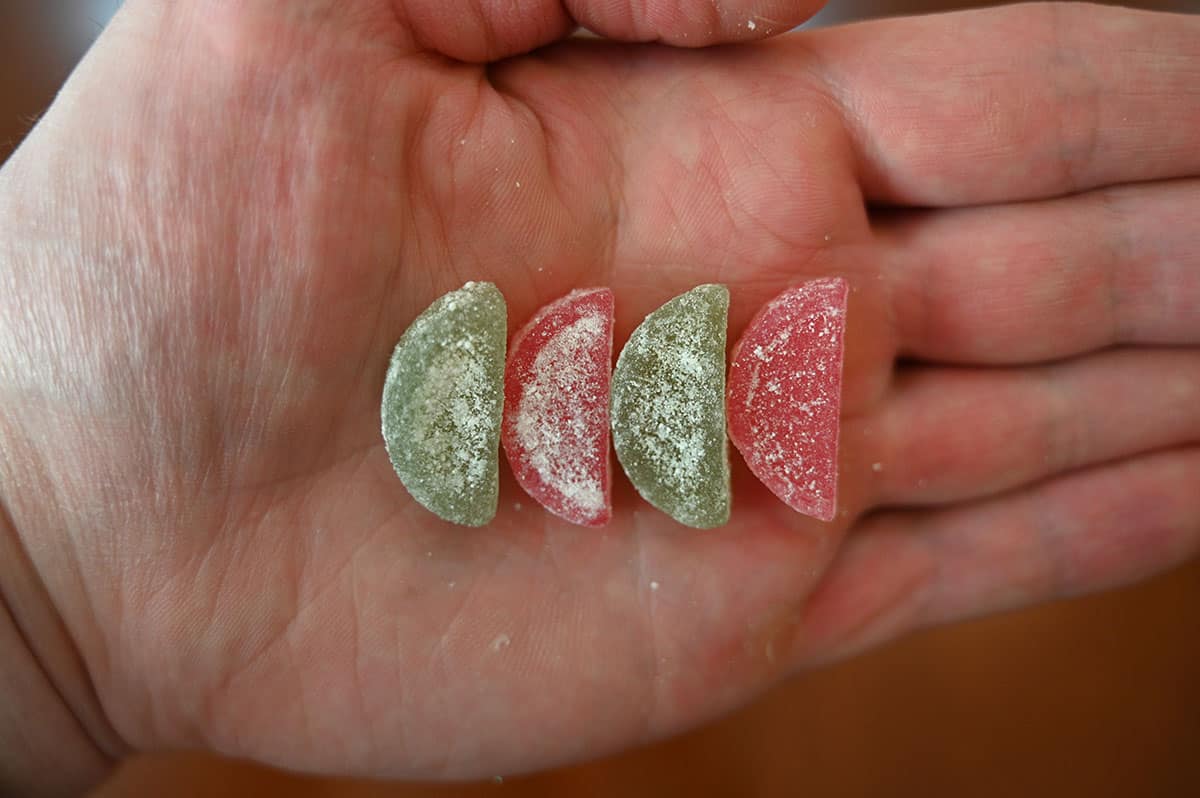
xmin=0 ymin=0 xmax=1197 ymax=792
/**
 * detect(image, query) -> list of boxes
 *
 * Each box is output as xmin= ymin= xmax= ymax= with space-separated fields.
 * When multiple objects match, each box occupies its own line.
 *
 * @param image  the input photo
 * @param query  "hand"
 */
xmin=1 ymin=0 xmax=1197 ymax=790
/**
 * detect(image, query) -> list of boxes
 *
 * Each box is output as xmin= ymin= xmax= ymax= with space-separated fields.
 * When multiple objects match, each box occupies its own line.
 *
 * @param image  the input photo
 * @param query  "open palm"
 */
xmin=1 ymin=0 xmax=1198 ymax=784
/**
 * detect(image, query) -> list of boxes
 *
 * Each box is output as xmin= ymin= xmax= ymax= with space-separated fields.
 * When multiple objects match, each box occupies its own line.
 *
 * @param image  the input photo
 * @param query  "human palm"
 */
xmin=1 ymin=0 xmax=1197 ymax=784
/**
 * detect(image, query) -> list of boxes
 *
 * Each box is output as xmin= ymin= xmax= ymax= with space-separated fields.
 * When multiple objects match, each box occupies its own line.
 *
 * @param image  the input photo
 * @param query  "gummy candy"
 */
xmin=611 ymin=285 xmax=731 ymax=529
xmin=503 ymin=288 xmax=614 ymax=527
xmin=727 ymin=278 xmax=847 ymax=522
xmin=381 ymin=282 xmax=506 ymax=526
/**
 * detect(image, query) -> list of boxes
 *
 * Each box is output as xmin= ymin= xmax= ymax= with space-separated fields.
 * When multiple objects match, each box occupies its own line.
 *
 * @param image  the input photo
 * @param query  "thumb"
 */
xmin=397 ymin=0 xmax=826 ymax=62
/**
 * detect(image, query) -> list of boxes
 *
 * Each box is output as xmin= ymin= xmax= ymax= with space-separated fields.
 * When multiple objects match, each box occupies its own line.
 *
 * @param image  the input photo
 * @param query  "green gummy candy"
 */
xmin=381 ymin=282 xmax=506 ymax=526
xmin=611 ymin=284 xmax=731 ymax=528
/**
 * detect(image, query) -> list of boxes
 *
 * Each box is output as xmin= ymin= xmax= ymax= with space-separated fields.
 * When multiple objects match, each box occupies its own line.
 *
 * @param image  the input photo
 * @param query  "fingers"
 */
xmin=799 ymin=447 xmax=1200 ymax=665
xmin=397 ymin=0 xmax=825 ymax=62
xmin=815 ymin=4 xmax=1200 ymax=205
xmin=398 ymin=0 xmax=574 ymax=62
xmin=848 ymin=349 xmax=1200 ymax=510
xmin=565 ymin=0 xmax=825 ymax=47
xmin=882 ymin=179 xmax=1200 ymax=364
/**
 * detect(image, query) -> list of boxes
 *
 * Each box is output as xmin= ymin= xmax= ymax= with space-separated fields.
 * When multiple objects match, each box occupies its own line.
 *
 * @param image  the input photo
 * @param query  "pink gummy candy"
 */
xmin=502 ymin=288 xmax=614 ymax=526
xmin=727 ymin=278 xmax=848 ymax=522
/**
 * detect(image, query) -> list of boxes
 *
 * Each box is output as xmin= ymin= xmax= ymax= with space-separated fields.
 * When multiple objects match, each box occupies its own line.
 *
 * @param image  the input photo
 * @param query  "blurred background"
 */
xmin=3 ymin=0 xmax=1198 ymax=796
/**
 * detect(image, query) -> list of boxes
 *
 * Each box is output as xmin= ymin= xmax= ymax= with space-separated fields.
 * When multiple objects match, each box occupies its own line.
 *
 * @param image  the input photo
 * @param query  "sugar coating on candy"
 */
xmin=381 ymin=282 xmax=506 ymax=526
xmin=611 ymin=284 xmax=730 ymax=529
xmin=727 ymin=277 xmax=848 ymax=522
xmin=503 ymin=288 xmax=614 ymax=527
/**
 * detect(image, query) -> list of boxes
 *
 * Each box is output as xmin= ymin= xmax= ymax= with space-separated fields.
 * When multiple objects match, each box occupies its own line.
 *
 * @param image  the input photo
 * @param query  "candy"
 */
xmin=727 ymin=277 xmax=848 ymax=522
xmin=381 ymin=282 xmax=506 ymax=526
xmin=502 ymin=288 xmax=614 ymax=527
xmin=611 ymin=284 xmax=731 ymax=528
